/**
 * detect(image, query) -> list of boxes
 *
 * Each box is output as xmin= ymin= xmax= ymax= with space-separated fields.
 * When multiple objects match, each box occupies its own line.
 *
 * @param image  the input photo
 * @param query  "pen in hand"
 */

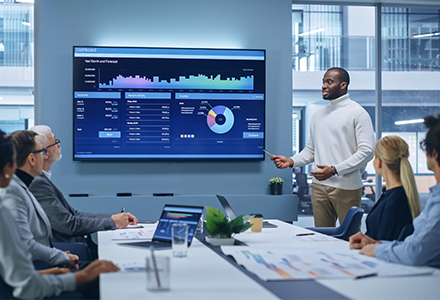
xmin=263 ymin=149 xmax=273 ymax=157
xmin=296 ymin=233 xmax=315 ymax=236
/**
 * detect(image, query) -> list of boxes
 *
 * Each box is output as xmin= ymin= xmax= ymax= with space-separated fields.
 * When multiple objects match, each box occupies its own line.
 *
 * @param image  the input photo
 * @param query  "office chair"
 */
xmin=294 ymin=172 xmax=313 ymax=215
xmin=53 ymin=242 xmax=91 ymax=261
xmin=306 ymin=206 xmax=364 ymax=241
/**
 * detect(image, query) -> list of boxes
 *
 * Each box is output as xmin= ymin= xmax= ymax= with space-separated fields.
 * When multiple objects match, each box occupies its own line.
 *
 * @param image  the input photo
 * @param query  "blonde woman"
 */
xmin=364 ymin=135 xmax=422 ymax=241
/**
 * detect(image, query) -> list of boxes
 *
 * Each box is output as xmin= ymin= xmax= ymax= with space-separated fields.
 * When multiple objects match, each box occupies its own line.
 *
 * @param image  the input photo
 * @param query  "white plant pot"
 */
xmin=205 ymin=236 xmax=235 ymax=246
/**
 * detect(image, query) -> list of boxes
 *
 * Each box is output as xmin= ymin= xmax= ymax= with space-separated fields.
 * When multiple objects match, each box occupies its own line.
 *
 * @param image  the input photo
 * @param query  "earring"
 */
xmin=5 ymin=174 xmax=10 ymax=179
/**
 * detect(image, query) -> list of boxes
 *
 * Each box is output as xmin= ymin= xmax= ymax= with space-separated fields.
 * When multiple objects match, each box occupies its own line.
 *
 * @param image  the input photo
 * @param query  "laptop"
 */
xmin=121 ymin=204 xmax=204 ymax=249
xmin=216 ymin=195 xmax=277 ymax=228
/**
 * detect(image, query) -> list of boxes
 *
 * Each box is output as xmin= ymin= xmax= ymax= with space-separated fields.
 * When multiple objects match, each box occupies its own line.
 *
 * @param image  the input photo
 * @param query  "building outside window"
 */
xmin=0 ymin=0 xmax=34 ymax=134
xmin=292 ymin=4 xmax=439 ymax=203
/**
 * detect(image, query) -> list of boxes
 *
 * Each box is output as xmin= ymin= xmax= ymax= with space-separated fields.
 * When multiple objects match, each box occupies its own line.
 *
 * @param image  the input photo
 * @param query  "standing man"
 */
xmin=350 ymin=113 xmax=440 ymax=268
xmin=29 ymin=125 xmax=138 ymax=259
xmin=272 ymin=67 xmax=375 ymax=227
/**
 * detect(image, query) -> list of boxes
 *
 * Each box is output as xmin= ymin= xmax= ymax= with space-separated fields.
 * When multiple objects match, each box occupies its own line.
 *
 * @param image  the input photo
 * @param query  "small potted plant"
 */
xmin=204 ymin=206 xmax=254 ymax=246
xmin=268 ymin=176 xmax=284 ymax=195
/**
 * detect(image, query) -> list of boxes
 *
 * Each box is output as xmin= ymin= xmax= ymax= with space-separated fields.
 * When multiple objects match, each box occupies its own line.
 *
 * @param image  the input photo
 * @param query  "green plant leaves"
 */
xmin=205 ymin=207 xmax=254 ymax=238
xmin=268 ymin=176 xmax=284 ymax=183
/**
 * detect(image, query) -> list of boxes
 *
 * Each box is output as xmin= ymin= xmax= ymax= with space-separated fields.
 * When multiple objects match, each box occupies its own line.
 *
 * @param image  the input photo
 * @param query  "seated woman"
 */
xmin=0 ymin=130 xmax=119 ymax=299
xmin=365 ymin=135 xmax=421 ymax=241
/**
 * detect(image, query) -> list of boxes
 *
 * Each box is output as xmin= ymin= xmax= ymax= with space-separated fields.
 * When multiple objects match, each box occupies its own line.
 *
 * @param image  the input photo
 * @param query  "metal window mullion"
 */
xmin=375 ymin=3 xmax=383 ymax=201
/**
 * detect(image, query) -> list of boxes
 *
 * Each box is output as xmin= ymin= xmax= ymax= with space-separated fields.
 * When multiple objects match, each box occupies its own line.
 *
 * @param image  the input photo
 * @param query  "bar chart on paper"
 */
xmin=221 ymin=247 xmax=433 ymax=281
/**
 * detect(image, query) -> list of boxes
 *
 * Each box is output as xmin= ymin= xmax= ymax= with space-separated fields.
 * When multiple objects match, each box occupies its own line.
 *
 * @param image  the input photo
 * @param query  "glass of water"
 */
xmin=172 ymin=223 xmax=188 ymax=258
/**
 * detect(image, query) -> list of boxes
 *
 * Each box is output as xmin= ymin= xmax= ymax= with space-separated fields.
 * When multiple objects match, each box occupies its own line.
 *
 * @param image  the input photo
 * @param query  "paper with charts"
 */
xmin=109 ymin=228 xmax=154 ymax=241
xmin=221 ymin=246 xmax=433 ymax=280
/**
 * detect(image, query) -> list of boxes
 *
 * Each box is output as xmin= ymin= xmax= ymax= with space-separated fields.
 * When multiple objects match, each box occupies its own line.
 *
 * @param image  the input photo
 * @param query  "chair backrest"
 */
xmin=361 ymin=171 xmax=368 ymax=180
xmin=295 ymin=173 xmax=308 ymax=188
xmin=52 ymin=242 xmax=91 ymax=261
xmin=335 ymin=206 xmax=364 ymax=241
xmin=295 ymin=173 xmax=310 ymax=195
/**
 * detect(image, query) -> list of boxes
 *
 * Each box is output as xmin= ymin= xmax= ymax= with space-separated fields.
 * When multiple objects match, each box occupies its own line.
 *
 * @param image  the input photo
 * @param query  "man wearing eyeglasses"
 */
xmin=29 ymin=125 xmax=138 ymax=260
xmin=0 ymin=130 xmax=79 ymax=269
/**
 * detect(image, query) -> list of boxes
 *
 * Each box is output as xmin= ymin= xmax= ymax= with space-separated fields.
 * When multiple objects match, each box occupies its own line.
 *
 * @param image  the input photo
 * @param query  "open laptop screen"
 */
xmin=153 ymin=205 xmax=204 ymax=244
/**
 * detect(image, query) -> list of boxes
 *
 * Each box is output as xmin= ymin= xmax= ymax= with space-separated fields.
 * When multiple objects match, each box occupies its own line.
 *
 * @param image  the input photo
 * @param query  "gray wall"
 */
xmin=34 ymin=0 xmax=295 ymax=220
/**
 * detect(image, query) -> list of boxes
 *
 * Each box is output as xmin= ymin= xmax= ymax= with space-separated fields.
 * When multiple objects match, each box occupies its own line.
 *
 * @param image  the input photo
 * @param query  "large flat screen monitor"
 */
xmin=73 ymin=46 xmax=265 ymax=160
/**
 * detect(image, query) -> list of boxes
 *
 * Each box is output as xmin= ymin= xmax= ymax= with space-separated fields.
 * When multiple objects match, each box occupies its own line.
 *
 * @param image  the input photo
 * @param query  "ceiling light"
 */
xmin=395 ymin=119 xmax=424 ymax=125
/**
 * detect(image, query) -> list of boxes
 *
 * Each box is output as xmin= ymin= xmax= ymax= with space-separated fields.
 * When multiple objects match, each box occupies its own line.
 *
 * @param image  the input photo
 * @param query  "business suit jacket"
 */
xmin=365 ymin=186 xmax=414 ymax=241
xmin=0 ymin=202 xmax=76 ymax=299
xmin=0 ymin=175 xmax=69 ymax=266
xmin=29 ymin=172 xmax=116 ymax=243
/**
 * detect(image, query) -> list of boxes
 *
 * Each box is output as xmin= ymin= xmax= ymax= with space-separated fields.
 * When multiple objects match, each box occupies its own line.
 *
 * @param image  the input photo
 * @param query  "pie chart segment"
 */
xmin=207 ymin=105 xmax=234 ymax=134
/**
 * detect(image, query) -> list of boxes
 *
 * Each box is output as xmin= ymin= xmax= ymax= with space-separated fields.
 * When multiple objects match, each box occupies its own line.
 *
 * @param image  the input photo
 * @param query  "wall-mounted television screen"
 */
xmin=73 ymin=46 xmax=265 ymax=160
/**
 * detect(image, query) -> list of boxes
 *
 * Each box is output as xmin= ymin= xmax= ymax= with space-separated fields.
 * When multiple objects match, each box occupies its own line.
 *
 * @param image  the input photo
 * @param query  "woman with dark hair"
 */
xmin=0 ymin=130 xmax=16 ymax=189
xmin=0 ymin=130 xmax=119 ymax=300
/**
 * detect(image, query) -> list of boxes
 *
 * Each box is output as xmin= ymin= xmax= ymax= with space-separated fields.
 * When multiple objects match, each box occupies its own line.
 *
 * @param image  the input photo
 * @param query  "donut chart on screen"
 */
xmin=207 ymin=105 xmax=235 ymax=134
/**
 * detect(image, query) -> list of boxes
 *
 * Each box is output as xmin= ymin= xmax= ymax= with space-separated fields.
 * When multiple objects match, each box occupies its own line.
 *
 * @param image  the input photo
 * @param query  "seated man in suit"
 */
xmin=349 ymin=113 xmax=440 ymax=268
xmin=29 ymin=125 xmax=138 ymax=259
xmin=0 ymin=130 xmax=79 ymax=268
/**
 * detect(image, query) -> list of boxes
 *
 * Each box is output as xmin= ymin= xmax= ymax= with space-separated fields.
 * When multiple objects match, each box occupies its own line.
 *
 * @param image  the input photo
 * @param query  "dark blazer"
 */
xmin=365 ymin=186 xmax=413 ymax=241
xmin=29 ymin=172 xmax=116 ymax=243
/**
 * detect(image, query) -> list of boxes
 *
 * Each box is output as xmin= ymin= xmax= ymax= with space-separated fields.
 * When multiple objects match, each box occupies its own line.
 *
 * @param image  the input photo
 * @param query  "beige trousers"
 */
xmin=311 ymin=183 xmax=362 ymax=227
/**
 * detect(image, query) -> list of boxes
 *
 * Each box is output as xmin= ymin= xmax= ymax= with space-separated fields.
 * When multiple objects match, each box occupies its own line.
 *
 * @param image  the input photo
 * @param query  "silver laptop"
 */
xmin=216 ymin=195 xmax=277 ymax=228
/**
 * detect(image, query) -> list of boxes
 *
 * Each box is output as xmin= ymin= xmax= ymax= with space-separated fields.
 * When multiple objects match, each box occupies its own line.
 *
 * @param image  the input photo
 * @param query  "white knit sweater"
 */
xmin=291 ymin=94 xmax=375 ymax=190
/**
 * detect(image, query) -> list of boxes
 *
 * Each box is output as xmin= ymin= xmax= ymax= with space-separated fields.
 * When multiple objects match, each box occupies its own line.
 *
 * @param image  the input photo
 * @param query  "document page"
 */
xmin=221 ymin=247 xmax=433 ymax=281
xmin=109 ymin=228 xmax=154 ymax=241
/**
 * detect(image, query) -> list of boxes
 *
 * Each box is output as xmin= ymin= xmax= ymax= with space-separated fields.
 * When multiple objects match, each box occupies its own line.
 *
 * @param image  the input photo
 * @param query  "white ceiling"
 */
xmin=293 ymin=0 xmax=440 ymax=7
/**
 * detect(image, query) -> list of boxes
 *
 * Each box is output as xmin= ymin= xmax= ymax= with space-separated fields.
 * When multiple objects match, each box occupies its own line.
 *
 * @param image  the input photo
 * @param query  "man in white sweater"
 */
xmin=272 ymin=67 xmax=375 ymax=227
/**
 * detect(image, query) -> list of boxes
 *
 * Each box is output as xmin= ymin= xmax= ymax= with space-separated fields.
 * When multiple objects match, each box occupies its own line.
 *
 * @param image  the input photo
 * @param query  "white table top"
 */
xmin=98 ymin=220 xmax=440 ymax=300
xmin=98 ymin=223 xmax=280 ymax=300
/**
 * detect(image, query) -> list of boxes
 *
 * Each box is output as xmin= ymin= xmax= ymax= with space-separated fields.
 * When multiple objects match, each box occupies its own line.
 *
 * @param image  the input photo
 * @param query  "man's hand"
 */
xmin=310 ymin=164 xmax=333 ymax=181
xmin=66 ymin=252 xmax=79 ymax=269
xmin=74 ymin=260 xmax=120 ymax=286
xmin=349 ymin=231 xmax=378 ymax=249
xmin=359 ymin=244 xmax=378 ymax=257
xmin=112 ymin=212 xmax=138 ymax=228
xmin=271 ymin=155 xmax=293 ymax=169
xmin=38 ymin=267 xmax=71 ymax=275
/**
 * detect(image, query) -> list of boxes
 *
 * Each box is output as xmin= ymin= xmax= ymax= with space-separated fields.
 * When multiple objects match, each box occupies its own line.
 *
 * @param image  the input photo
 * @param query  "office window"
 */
xmin=0 ymin=1 xmax=34 ymax=134
xmin=292 ymin=4 xmax=438 ymax=200
xmin=380 ymin=7 xmax=439 ymax=195
xmin=292 ymin=4 xmax=375 ymax=175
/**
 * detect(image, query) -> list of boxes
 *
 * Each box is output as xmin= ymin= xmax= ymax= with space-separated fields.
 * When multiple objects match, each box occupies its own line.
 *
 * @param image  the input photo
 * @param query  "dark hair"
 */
xmin=0 ymin=130 xmax=16 ymax=172
xmin=327 ymin=67 xmax=350 ymax=87
xmin=420 ymin=113 xmax=440 ymax=167
xmin=9 ymin=130 xmax=38 ymax=168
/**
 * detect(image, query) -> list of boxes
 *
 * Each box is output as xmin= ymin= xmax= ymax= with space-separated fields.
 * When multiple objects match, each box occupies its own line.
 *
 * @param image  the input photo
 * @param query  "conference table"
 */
xmin=98 ymin=220 xmax=440 ymax=300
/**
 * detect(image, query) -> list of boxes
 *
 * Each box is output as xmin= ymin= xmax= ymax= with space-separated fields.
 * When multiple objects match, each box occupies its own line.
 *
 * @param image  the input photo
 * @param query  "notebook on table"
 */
xmin=216 ymin=195 xmax=277 ymax=228
xmin=121 ymin=204 xmax=204 ymax=249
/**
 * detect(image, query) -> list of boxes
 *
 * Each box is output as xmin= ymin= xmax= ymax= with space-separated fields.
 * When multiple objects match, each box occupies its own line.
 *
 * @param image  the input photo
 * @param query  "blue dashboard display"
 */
xmin=73 ymin=46 xmax=265 ymax=160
